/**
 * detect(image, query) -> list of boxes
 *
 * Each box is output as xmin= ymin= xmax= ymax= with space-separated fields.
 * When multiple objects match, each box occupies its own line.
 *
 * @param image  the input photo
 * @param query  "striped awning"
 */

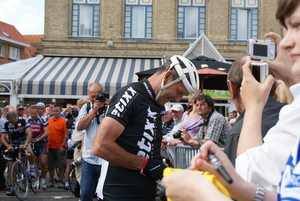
xmin=19 ymin=56 xmax=162 ymax=97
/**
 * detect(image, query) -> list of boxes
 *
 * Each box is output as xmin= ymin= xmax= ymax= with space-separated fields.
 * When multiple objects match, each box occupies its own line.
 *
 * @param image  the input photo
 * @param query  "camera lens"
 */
xmin=173 ymin=130 xmax=182 ymax=139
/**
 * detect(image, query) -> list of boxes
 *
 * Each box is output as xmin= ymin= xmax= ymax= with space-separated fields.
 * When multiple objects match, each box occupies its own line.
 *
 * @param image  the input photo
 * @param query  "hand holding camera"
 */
xmin=94 ymin=91 xmax=110 ymax=113
xmin=247 ymin=39 xmax=275 ymax=82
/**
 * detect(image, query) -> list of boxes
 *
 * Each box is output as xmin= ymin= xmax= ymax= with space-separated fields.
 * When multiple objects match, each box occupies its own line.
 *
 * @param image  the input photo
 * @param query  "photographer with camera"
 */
xmin=76 ymin=83 xmax=109 ymax=201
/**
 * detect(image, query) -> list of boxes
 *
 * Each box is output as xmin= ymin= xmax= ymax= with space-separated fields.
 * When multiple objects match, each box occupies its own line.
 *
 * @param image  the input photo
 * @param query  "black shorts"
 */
xmin=32 ymin=141 xmax=48 ymax=157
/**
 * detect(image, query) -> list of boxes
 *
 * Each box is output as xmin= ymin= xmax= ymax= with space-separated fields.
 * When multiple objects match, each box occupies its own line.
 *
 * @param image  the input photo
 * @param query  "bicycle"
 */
xmin=6 ymin=146 xmax=40 ymax=200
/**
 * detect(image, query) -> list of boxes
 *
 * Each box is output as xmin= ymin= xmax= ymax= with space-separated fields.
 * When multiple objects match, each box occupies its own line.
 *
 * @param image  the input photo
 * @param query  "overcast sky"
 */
xmin=0 ymin=0 xmax=45 ymax=35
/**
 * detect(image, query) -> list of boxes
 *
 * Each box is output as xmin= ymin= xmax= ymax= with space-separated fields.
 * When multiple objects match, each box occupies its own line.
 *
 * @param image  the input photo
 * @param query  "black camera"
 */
xmin=72 ymin=108 xmax=79 ymax=117
xmin=173 ymin=130 xmax=182 ymax=139
xmin=96 ymin=92 xmax=109 ymax=102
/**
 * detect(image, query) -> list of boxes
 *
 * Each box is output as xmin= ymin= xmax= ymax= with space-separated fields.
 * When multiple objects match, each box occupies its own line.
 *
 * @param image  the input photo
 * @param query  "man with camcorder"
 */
xmin=76 ymin=83 xmax=109 ymax=201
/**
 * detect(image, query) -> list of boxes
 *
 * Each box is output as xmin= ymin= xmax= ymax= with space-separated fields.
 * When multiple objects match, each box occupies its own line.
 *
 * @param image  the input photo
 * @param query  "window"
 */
xmin=177 ymin=0 xmax=206 ymax=40
xmin=9 ymin=47 xmax=20 ymax=60
xmin=230 ymin=0 xmax=258 ymax=41
xmin=0 ymin=44 xmax=3 ymax=57
xmin=124 ymin=0 xmax=152 ymax=39
xmin=72 ymin=0 xmax=100 ymax=38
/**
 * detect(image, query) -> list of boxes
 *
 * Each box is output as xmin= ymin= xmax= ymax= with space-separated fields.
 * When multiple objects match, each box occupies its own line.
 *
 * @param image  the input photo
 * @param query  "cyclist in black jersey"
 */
xmin=1 ymin=111 xmax=36 ymax=196
xmin=92 ymin=55 xmax=200 ymax=201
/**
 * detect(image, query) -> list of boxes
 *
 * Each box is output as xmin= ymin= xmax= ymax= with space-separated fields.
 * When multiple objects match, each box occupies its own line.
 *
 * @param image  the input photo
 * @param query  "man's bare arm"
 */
xmin=35 ymin=127 xmax=49 ymax=142
xmin=25 ymin=127 xmax=33 ymax=145
xmin=92 ymin=117 xmax=144 ymax=170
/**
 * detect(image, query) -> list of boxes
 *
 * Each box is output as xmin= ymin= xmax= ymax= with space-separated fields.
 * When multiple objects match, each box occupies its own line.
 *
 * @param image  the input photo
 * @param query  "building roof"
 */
xmin=23 ymin=35 xmax=44 ymax=58
xmin=0 ymin=21 xmax=29 ymax=47
xmin=23 ymin=35 xmax=44 ymax=44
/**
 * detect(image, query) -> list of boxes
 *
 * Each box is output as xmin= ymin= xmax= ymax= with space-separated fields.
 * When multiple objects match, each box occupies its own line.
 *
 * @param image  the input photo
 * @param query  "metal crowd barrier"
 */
xmin=173 ymin=143 xmax=200 ymax=169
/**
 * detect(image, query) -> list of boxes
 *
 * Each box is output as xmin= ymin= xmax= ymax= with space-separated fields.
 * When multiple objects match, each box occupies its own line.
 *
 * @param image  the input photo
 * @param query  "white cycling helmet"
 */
xmin=36 ymin=102 xmax=45 ymax=108
xmin=155 ymin=55 xmax=199 ymax=100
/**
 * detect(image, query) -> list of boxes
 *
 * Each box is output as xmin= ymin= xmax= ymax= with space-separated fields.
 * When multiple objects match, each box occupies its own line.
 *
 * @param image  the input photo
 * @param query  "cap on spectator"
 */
xmin=36 ymin=102 xmax=45 ymax=108
xmin=171 ymin=104 xmax=184 ymax=112
xmin=16 ymin=104 xmax=24 ymax=109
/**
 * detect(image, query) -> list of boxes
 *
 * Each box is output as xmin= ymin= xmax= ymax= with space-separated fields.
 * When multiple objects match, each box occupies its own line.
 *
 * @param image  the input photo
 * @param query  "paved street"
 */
xmin=0 ymin=167 xmax=164 ymax=201
xmin=0 ymin=186 xmax=79 ymax=201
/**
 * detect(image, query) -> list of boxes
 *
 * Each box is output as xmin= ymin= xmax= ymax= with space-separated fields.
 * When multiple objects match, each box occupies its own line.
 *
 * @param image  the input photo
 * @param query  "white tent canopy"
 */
xmin=0 ymin=55 xmax=43 ymax=106
xmin=183 ymin=33 xmax=226 ymax=63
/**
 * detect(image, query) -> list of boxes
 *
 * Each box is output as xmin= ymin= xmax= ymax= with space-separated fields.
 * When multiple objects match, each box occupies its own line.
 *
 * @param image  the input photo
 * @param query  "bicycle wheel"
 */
xmin=29 ymin=163 xmax=40 ymax=194
xmin=69 ymin=168 xmax=77 ymax=195
xmin=11 ymin=160 xmax=29 ymax=200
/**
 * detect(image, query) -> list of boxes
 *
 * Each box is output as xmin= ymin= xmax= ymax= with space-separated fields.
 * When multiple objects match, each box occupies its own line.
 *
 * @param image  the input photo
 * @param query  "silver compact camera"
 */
xmin=251 ymin=62 xmax=269 ymax=82
xmin=247 ymin=39 xmax=276 ymax=60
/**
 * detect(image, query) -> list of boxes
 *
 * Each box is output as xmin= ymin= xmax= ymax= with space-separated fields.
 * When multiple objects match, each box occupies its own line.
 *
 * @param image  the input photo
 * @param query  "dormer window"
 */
xmin=0 ymin=31 xmax=10 ymax=38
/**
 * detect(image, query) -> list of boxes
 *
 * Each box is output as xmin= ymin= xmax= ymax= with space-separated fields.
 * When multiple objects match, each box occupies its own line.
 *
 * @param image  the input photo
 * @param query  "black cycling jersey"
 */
xmin=99 ymin=79 xmax=165 ymax=201
xmin=4 ymin=119 xmax=30 ymax=145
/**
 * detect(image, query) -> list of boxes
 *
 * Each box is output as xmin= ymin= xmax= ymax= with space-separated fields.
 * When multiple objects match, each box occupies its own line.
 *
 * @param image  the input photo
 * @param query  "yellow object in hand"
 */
xmin=163 ymin=167 xmax=231 ymax=201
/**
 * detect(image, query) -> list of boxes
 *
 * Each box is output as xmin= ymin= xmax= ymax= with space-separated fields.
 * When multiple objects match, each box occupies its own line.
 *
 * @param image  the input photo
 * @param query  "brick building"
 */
xmin=0 ymin=0 xmax=282 ymax=110
xmin=41 ymin=0 xmax=282 ymax=61
xmin=0 ymin=21 xmax=30 ymax=65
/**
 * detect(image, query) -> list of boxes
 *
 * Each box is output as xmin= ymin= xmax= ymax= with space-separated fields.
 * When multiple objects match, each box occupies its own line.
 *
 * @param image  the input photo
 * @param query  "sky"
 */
xmin=0 ymin=0 xmax=45 ymax=35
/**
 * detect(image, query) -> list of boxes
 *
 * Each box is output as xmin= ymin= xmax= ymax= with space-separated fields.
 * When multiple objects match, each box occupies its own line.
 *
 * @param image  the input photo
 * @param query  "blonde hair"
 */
xmin=77 ymin=98 xmax=89 ymax=109
xmin=276 ymin=79 xmax=288 ymax=103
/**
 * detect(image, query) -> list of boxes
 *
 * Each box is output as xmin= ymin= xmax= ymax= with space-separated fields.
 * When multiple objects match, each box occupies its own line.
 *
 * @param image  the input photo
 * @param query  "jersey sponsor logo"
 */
xmin=111 ymin=87 xmax=137 ymax=117
xmin=137 ymin=107 xmax=157 ymax=159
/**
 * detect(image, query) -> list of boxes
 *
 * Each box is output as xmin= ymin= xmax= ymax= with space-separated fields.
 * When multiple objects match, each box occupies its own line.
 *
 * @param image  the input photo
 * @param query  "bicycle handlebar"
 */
xmin=3 ymin=146 xmax=30 ymax=160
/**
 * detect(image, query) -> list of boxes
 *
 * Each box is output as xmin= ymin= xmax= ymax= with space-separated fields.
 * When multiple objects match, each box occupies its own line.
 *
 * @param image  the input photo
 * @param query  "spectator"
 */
xmin=1 ymin=107 xmax=8 ymax=122
xmin=46 ymin=102 xmax=66 ymax=121
xmin=0 ymin=108 xmax=9 ymax=190
xmin=162 ymin=104 xmax=185 ymax=145
xmin=76 ymin=83 xmax=109 ymax=201
xmin=45 ymin=107 xmax=51 ymax=117
xmin=224 ymin=56 xmax=286 ymax=166
xmin=161 ymin=110 xmax=174 ymax=135
xmin=180 ymin=92 xmax=203 ymax=138
xmin=71 ymin=98 xmax=89 ymax=198
xmin=92 ymin=55 xmax=199 ymax=200
xmin=23 ymin=106 xmax=29 ymax=118
xmin=63 ymin=105 xmax=78 ymax=190
xmin=16 ymin=104 xmax=27 ymax=120
xmin=47 ymin=104 xmax=68 ymax=188
xmin=28 ymin=105 xmax=49 ymax=189
xmin=181 ymin=94 xmax=229 ymax=148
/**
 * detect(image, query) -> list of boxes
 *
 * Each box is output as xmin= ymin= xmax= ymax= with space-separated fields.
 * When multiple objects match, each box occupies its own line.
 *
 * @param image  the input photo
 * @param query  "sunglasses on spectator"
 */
xmin=38 ymin=108 xmax=44 ymax=110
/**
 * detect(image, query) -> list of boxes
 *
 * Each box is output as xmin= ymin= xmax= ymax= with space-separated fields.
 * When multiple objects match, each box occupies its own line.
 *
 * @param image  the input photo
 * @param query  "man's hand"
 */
xmin=142 ymin=158 xmax=167 ymax=181
xmin=19 ymin=144 xmax=27 ymax=150
xmin=6 ymin=145 xmax=13 ymax=152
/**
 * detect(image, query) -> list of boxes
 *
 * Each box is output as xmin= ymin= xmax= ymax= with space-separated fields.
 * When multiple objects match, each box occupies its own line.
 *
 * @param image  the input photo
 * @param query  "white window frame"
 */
xmin=177 ymin=0 xmax=206 ymax=40
xmin=9 ymin=47 xmax=20 ymax=60
xmin=0 ymin=44 xmax=3 ymax=57
xmin=124 ymin=1 xmax=153 ymax=39
xmin=230 ymin=0 xmax=258 ymax=41
xmin=72 ymin=0 xmax=100 ymax=38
